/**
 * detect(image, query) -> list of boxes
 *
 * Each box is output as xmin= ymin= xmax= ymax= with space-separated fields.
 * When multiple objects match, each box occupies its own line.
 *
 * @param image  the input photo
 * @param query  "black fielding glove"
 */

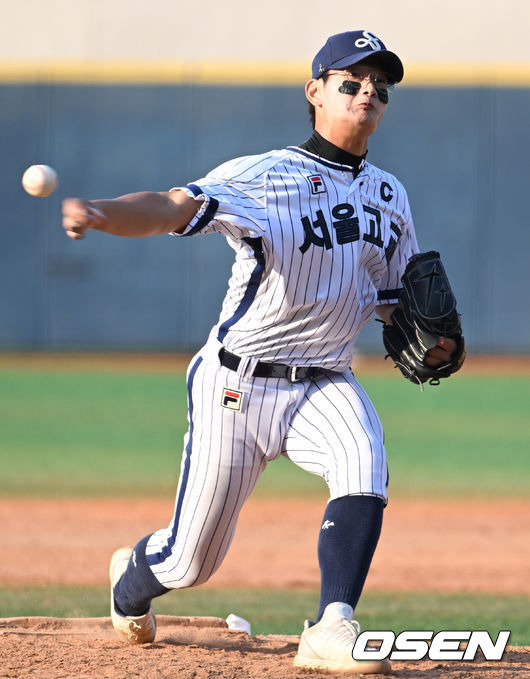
xmin=382 ymin=251 xmax=466 ymax=386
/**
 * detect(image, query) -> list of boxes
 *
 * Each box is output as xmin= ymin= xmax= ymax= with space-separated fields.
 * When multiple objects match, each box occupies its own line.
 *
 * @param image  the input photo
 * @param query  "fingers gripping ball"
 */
xmin=22 ymin=165 xmax=58 ymax=197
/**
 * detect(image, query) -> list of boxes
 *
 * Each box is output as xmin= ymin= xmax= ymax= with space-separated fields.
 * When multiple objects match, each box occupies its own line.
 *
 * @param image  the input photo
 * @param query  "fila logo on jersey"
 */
xmin=306 ymin=174 xmax=327 ymax=194
xmin=221 ymin=387 xmax=244 ymax=411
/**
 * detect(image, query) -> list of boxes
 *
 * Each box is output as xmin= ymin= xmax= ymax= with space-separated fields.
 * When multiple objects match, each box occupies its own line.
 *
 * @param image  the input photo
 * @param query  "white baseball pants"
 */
xmin=145 ymin=341 xmax=387 ymax=588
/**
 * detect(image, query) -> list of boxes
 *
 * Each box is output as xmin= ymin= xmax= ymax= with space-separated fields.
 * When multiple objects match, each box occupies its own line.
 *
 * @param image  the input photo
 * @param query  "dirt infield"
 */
xmin=1 ymin=352 xmax=529 ymax=375
xmin=1 ymin=496 xmax=529 ymax=677
xmin=1 ymin=497 xmax=528 ymax=593
xmin=1 ymin=615 xmax=528 ymax=679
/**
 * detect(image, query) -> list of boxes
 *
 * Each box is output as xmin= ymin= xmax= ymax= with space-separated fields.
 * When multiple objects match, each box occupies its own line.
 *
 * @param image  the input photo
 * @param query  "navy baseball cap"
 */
xmin=312 ymin=30 xmax=404 ymax=83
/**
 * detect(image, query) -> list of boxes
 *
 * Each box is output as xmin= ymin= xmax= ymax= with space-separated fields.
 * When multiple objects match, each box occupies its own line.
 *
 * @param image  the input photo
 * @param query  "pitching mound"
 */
xmin=0 ymin=615 xmax=528 ymax=678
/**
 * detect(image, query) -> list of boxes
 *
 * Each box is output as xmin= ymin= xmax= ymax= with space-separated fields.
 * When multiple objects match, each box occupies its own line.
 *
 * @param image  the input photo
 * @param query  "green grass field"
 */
xmin=1 ymin=586 xmax=528 ymax=645
xmin=1 ymin=366 xmax=529 ymax=643
xmin=1 ymin=370 xmax=528 ymax=498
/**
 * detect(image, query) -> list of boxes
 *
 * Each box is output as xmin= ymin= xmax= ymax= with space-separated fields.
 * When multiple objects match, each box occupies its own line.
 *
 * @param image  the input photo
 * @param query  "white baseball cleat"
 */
xmin=293 ymin=602 xmax=392 ymax=674
xmin=109 ymin=547 xmax=156 ymax=644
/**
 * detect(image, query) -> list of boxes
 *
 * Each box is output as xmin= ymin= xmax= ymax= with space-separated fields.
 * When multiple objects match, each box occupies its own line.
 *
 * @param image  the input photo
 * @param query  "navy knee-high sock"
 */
xmin=113 ymin=534 xmax=170 ymax=617
xmin=316 ymin=495 xmax=384 ymax=621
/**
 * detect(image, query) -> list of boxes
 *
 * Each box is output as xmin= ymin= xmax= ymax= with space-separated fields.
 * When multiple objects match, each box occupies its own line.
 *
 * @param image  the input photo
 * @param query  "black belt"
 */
xmin=219 ymin=347 xmax=330 ymax=383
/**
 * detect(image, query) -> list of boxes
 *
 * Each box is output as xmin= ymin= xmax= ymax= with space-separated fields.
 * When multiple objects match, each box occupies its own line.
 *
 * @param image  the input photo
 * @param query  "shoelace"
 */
xmin=329 ymin=618 xmax=362 ymax=646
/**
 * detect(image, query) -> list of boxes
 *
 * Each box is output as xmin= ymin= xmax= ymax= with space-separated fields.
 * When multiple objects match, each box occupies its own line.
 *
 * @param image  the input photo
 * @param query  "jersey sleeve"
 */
xmin=168 ymin=156 xmax=269 ymax=241
xmin=376 ymin=186 xmax=419 ymax=305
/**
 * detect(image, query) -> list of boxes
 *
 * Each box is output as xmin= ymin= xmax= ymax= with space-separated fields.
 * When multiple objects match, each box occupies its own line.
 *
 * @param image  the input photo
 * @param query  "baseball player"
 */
xmin=62 ymin=30 xmax=462 ymax=674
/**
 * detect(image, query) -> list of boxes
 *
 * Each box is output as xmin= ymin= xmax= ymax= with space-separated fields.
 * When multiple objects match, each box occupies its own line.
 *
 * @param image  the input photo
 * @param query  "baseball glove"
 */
xmin=382 ymin=251 xmax=466 ymax=386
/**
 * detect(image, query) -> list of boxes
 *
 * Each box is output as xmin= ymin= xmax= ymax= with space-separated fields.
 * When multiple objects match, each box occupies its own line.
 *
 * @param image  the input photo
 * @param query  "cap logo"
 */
xmin=354 ymin=30 xmax=382 ymax=51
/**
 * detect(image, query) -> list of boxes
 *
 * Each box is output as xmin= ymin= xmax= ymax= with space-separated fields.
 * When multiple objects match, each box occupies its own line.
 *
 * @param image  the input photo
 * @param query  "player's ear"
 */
xmin=305 ymin=78 xmax=322 ymax=107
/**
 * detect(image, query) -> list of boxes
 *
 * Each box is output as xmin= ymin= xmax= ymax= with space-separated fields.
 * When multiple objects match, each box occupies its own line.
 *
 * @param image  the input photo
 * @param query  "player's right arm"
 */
xmin=62 ymin=190 xmax=201 ymax=240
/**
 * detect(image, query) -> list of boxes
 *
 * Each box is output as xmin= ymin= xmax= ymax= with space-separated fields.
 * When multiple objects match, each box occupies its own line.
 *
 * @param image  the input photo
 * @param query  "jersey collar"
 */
xmin=291 ymin=131 xmax=367 ymax=176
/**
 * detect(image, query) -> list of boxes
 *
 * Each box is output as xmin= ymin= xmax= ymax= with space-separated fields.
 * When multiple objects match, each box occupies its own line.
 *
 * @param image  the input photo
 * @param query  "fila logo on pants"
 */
xmin=221 ymin=387 xmax=243 ymax=411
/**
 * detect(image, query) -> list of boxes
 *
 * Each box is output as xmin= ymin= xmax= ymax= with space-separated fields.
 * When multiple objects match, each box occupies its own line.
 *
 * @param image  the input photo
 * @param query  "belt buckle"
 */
xmin=289 ymin=366 xmax=301 ymax=382
xmin=289 ymin=366 xmax=308 ymax=382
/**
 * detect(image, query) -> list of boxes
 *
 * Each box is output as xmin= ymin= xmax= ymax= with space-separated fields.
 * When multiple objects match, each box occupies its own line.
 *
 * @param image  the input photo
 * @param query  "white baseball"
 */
xmin=22 ymin=164 xmax=59 ymax=197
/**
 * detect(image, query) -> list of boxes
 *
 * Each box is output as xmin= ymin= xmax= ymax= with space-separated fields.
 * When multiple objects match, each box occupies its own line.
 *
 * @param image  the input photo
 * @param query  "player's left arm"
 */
xmin=374 ymin=182 xmax=459 ymax=372
xmin=375 ymin=303 xmax=457 ymax=368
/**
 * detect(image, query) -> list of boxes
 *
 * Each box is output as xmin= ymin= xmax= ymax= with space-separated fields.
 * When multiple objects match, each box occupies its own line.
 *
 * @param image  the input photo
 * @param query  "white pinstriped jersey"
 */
xmin=145 ymin=145 xmax=413 ymax=583
xmin=172 ymin=146 xmax=418 ymax=371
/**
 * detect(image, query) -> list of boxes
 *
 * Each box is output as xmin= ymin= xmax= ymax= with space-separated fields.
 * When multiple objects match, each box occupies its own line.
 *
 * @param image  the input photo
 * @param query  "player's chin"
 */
xmin=350 ymin=108 xmax=383 ymax=130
